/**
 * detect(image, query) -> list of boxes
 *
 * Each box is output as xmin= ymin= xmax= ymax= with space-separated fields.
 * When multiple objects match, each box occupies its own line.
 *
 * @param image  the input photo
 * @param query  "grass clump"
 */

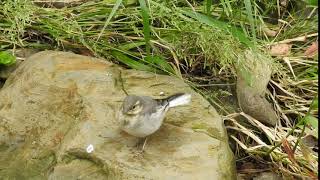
xmin=0 ymin=0 xmax=34 ymax=48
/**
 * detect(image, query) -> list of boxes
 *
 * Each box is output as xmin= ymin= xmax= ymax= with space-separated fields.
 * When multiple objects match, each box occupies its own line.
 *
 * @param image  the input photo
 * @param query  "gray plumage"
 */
xmin=118 ymin=93 xmax=191 ymax=137
xmin=121 ymin=95 xmax=168 ymax=115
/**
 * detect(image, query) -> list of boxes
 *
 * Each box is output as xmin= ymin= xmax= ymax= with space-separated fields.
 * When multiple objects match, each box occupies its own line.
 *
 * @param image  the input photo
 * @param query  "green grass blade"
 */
xmin=111 ymin=50 xmax=156 ymax=72
xmin=182 ymin=10 xmax=254 ymax=47
xmin=224 ymin=0 xmax=233 ymax=15
xmin=145 ymin=55 xmax=175 ymax=74
xmin=219 ymin=0 xmax=229 ymax=17
xmin=205 ymin=0 xmax=212 ymax=15
xmin=96 ymin=0 xmax=123 ymax=42
xmin=304 ymin=115 xmax=318 ymax=130
xmin=304 ymin=0 xmax=318 ymax=6
xmin=219 ymin=0 xmax=233 ymax=16
xmin=138 ymin=0 xmax=151 ymax=57
xmin=111 ymin=50 xmax=174 ymax=75
xmin=118 ymin=41 xmax=146 ymax=51
xmin=244 ymin=0 xmax=256 ymax=43
xmin=310 ymin=95 xmax=318 ymax=110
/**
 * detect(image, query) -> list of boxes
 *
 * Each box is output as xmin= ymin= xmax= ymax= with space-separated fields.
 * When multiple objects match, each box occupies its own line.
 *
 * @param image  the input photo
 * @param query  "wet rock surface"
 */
xmin=0 ymin=51 xmax=235 ymax=179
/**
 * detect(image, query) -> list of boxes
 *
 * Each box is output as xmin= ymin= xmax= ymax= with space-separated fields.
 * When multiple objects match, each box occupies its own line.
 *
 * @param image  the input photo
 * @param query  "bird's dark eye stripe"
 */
xmin=131 ymin=101 xmax=140 ymax=110
xmin=131 ymin=104 xmax=140 ymax=110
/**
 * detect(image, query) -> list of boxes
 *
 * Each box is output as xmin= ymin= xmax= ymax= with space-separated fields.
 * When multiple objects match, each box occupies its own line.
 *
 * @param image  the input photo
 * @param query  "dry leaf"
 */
xmin=304 ymin=41 xmax=318 ymax=58
xmin=282 ymin=139 xmax=296 ymax=164
xmin=305 ymin=168 xmax=318 ymax=180
xmin=270 ymin=43 xmax=292 ymax=56
xmin=262 ymin=27 xmax=277 ymax=37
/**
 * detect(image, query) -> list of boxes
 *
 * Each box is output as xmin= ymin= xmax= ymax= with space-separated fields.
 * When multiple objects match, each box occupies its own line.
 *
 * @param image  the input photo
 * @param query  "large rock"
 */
xmin=0 ymin=51 xmax=235 ymax=179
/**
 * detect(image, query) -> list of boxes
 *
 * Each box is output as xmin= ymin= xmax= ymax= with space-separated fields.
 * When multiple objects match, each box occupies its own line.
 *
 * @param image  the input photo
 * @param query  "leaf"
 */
xmin=310 ymin=95 xmax=318 ymax=110
xmin=262 ymin=27 xmax=277 ymax=37
xmin=96 ymin=0 xmax=123 ymax=42
xmin=145 ymin=55 xmax=175 ymax=74
xmin=282 ymin=139 xmax=297 ymax=164
xmin=181 ymin=10 xmax=254 ymax=48
xmin=118 ymin=41 xmax=146 ymax=51
xmin=304 ymin=41 xmax=318 ymax=58
xmin=304 ymin=0 xmax=318 ymax=6
xmin=270 ymin=43 xmax=292 ymax=56
xmin=0 ymin=51 xmax=16 ymax=66
xmin=301 ymin=109 xmax=318 ymax=139
xmin=304 ymin=115 xmax=318 ymax=129
xmin=111 ymin=50 xmax=157 ymax=72
xmin=138 ymin=0 xmax=151 ymax=57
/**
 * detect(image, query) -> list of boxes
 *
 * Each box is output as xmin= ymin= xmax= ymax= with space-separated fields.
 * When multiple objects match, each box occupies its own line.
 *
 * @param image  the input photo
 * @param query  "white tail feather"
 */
xmin=168 ymin=94 xmax=191 ymax=108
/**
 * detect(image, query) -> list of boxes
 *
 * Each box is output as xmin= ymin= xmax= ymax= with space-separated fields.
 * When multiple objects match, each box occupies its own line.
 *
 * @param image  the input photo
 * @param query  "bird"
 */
xmin=118 ymin=93 xmax=191 ymax=151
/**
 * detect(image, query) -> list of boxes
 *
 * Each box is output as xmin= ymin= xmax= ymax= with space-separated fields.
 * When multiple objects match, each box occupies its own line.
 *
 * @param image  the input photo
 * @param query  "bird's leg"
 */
xmin=135 ymin=137 xmax=148 ymax=152
xmin=141 ymin=137 xmax=148 ymax=152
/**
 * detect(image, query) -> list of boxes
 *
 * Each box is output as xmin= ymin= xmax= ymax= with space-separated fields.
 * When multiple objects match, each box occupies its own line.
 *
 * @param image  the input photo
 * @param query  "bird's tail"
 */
xmin=166 ymin=93 xmax=191 ymax=108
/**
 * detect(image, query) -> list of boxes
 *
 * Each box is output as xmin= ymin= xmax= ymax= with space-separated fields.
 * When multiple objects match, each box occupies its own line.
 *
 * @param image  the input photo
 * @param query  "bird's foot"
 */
xmin=134 ymin=137 xmax=148 ymax=153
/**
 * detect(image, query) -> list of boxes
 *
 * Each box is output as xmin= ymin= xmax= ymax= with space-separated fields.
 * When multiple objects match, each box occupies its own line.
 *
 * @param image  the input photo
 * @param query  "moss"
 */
xmin=0 ymin=148 xmax=56 ymax=179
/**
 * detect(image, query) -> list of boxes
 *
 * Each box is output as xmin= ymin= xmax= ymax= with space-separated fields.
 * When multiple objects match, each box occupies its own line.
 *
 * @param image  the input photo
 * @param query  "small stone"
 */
xmin=86 ymin=144 xmax=94 ymax=153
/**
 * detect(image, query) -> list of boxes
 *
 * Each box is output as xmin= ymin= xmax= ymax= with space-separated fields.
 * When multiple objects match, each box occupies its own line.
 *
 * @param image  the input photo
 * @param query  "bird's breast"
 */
xmin=121 ymin=109 xmax=167 ymax=137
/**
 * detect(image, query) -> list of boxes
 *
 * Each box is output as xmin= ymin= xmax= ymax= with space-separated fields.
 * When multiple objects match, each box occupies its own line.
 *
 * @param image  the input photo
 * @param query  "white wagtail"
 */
xmin=118 ymin=93 xmax=191 ymax=151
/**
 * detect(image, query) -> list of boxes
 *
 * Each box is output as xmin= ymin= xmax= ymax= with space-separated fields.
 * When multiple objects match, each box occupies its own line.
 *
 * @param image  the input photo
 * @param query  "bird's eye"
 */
xmin=131 ymin=101 xmax=140 ymax=110
xmin=131 ymin=105 xmax=137 ymax=110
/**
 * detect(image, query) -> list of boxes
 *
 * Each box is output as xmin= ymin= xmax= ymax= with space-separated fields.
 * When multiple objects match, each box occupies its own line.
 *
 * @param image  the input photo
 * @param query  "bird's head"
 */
xmin=121 ymin=95 xmax=144 ymax=115
xmin=118 ymin=95 xmax=145 ymax=128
